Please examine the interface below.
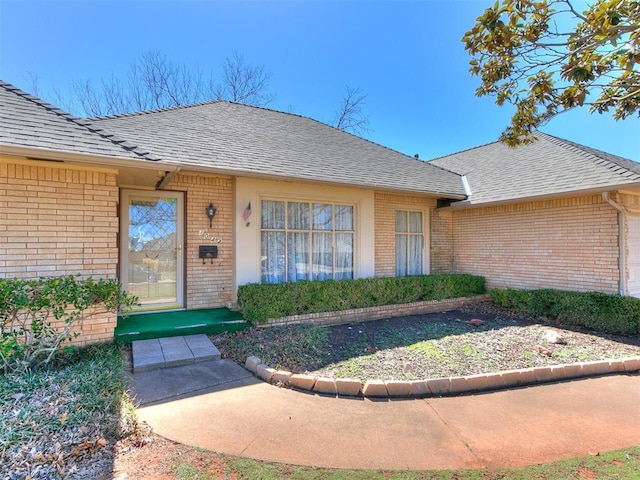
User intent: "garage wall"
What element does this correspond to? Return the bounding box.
[617,191,640,297]
[449,194,620,293]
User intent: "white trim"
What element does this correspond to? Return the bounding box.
[602,192,628,296]
[120,189,185,310]
[461,175,472,197]
[0,144,172,170]
[394,208,430,276]
[258,198,357,283]
[235,178,375,287]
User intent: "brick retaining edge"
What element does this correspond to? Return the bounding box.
[256,295,490,328]
[244,297,640,397]
[245,355,640,398]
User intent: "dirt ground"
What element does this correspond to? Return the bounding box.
[110,304,640,479]
[112,433,234,479]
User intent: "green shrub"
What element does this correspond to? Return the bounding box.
[0,275,138,374]
[489,288,640,335]
[238,274,486,322]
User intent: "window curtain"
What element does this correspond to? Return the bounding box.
[261,200,354,283]
[335,233,353,279]
[408,211,423,275]
[312,232,333,280]
[395,210,423,276]
[288,232,309,281]
[261,201,285,283]
[334,205,353,280]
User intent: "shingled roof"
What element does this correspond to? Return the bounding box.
[90,101,466,197]
[429,132,640,207]
[0,81,161,163]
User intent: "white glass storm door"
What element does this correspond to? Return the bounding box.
[121,190,184,310]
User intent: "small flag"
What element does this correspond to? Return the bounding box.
[242,202,252,224]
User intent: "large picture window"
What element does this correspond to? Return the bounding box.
[261,200,354,283]
[395,210,424,276]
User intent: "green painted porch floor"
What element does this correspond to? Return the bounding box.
[114,307,250,343]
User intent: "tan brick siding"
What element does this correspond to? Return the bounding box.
[431,209,453,273]
[262,295,488,327]
[374,192,436,277]
[164,172,235,308]
[447,195,620,293]
[0,157,119,344]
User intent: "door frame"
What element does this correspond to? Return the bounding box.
[120,189,186,311]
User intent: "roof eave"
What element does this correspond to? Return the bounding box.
[158,161,467,198]
[0,144,174,172]
[436,182,640,210]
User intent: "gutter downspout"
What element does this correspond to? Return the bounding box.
[602,192,626,296]
[461,175,472,198]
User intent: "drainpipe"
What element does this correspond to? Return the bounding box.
[461,175,472,198]
[602,192,626,296]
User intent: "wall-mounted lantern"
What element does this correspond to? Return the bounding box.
[205,202,217,228]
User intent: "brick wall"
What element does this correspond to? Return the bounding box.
[261,295,488,328]
[431,209,454,273]
[165,172,235,308]
[374,192,436,277]
[0,157,120,343]
[448,194,620,293]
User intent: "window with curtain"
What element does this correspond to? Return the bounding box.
[395,210,424,276]
[261,200,354,283]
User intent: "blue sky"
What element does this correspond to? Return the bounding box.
[1,0,638,161]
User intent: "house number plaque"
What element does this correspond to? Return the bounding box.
[198,230,222,244]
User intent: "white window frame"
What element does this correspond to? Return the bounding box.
[260,198,356,283]
[395,209,428,276]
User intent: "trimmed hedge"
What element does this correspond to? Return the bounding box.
[238,274,486,323]
[490,288,640,335]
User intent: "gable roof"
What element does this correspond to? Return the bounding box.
[429,132,640,207]
[90,101,466,197]
[0,81,161,163]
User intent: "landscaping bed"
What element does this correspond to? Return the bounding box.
[213,300,640,382]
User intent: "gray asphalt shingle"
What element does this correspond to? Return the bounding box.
[0,81,160,162]
[3,79,637,206]
[429,132,640,206]
[90,101,466,197]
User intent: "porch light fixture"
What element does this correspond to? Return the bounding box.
[205,202,217,227]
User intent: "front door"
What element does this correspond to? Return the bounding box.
[121,189,184,310]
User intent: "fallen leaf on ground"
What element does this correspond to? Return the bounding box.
[534,345,552,356]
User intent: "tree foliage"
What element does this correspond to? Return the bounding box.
[332,86,372,136]
[71,50,274,117]
[463,0,640,145]
[212,51,275,106]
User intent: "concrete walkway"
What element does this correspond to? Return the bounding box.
[133,360,640,471]
[131,334,221,373]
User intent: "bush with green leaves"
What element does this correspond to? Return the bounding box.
[490,288,640,335]
[0,275,138,374]
[238,274,486,323]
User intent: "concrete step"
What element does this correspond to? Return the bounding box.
[132,334,221,373]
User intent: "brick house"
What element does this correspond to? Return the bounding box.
[2,81,639,343]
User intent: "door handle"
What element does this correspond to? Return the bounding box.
[177,244,182,256]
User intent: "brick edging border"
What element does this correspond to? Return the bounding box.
[257,295,490,328]
[244,355,640,398]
